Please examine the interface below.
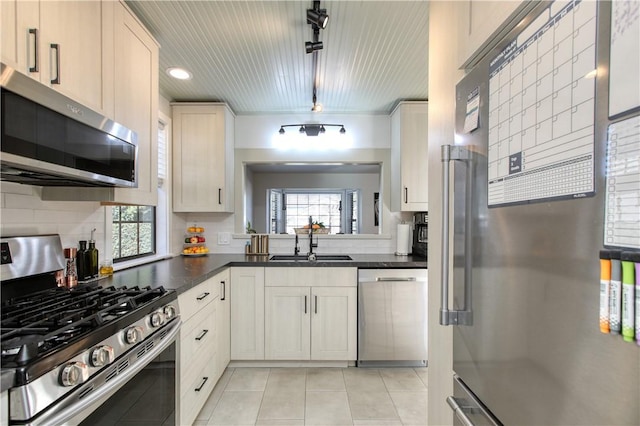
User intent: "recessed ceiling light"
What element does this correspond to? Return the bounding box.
[166,67,192,80]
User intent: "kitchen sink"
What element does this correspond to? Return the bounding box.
[269,254,353,261]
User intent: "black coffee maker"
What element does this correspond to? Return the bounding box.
[412,212,428,257]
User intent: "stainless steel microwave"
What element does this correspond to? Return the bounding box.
[0,63,138,188]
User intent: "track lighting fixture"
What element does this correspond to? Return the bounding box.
[279,124,346,137]
[307,2,328,29]
[305,41,323,53]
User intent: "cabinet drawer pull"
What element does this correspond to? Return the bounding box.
[50,43,60,84]
[221,280,226,301]
[195,377,209,392]
[218,188,222,205]
[195,329,209,341]
[28,28,39,72]
[304,295,307,314]
[404,187,408,203]
[196,292,210,301]
[315,295,318,314]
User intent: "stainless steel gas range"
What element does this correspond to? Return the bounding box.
[0,235,181,425]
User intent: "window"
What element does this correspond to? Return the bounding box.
[112,205,156,261]
[269,189,360,234]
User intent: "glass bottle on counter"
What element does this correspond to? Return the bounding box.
[77,240,88,281]
[87,239,98,279]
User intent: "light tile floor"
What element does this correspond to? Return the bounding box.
[194,367,428,426]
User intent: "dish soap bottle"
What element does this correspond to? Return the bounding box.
[88,228,99,279]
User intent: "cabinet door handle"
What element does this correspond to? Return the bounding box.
[304,295,307,314]
[404,187,408,203]
[195,377,209,392]
[50,43,60,84]
[195,329,209,341]
[220,280,226,300]
[196,292,210,301]
[28,28,39,72]
[314,295,318,314]
[218,188,222,205]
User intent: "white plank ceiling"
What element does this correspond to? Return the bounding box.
[125,1,429,114]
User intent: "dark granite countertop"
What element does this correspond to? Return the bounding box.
[0,253,426,392]
[100,253,427,296]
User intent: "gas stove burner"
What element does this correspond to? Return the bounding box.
[1,334,45,355]
[1,284,174,368]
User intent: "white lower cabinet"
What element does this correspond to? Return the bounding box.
[265,286,311,360]
[230,267,265,360]
[177,269,230,426]
[264,268,357,361]
[310,286,357,360]
[215,269,231,374]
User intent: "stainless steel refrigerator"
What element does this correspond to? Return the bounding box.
[441,1,640,424]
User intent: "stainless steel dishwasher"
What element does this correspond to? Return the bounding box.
[357,268,428,367]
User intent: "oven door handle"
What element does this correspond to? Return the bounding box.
[27,320,182,426]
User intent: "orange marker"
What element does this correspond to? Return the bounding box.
[599,250,611,333]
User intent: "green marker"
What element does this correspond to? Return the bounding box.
[621,252,636,343]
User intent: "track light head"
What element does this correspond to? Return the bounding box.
[305,41,323,54]
[340,126,346,134]
[279,127,285,134]
[299,126,306,133]
[319,125,326,133]
[307,9,328,29]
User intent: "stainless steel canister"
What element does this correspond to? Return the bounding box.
[260,235,269,254]
[250,235,259,253]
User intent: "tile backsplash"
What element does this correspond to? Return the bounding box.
[1,182,107,252]
[2,182,417,260]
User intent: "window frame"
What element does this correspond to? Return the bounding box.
[268,188,361,234]
[112,205,157,263]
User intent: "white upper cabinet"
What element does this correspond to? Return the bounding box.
[109,1,158,206]
[391,101,429,212]
[172,103,235,212]
[1,0,109,114]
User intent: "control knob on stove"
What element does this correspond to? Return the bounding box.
[91,345,115,367]
[124,326,143,344]
[163,304,177,321]
[150,310,165,327]
[60,362,89,387]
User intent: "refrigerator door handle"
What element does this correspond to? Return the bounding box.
[440,144,474,326]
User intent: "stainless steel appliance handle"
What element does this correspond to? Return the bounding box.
[440,145,473,326]
[50,43,60,84]
[29,320,181,426]
[446,396,475,426]
[376,277,416,282]
[28,28,39,72]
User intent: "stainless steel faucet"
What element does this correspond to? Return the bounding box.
[308,215,318,256]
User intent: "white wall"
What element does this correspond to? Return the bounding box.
[235,113,390,149]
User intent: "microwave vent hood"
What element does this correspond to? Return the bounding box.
[1,63,138,188]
